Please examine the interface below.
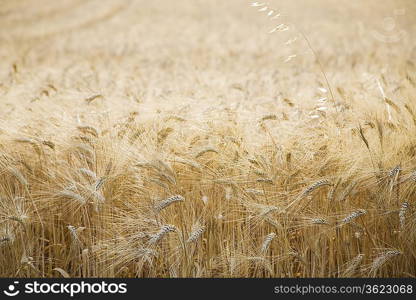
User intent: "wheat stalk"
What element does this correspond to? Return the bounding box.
[67,225,81,245]
[342,254,364,277]
[57,190,86,205]
[148,225,176,244]
[338,181,357,202]
[154,195,185,212]
[94,177,107,191]
[340,209,367,225]
[389,165,401,179]
[6,167,28,186]
[300,179,331,198]
[79,168,97,180]
[311,218,330,225]
[195,148,218,158]
[369,250,401,276]
[137,248,158,264]
[245,189,265,196]
[260,232,276,254]
[77,126,99,137]
[173,157,202,171]
[399,202,408,229]
[186,224,206,243]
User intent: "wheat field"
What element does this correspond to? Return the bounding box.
[0,0,415,278]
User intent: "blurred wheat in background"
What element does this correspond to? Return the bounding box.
[0,0,415,277]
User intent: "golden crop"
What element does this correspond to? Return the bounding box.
[0,0,415,278]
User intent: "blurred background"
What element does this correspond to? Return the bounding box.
[0,0,415,124]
